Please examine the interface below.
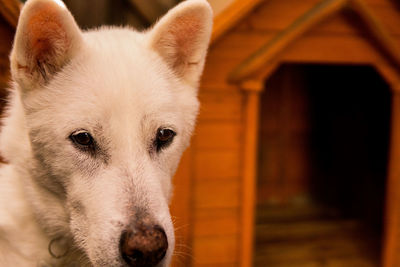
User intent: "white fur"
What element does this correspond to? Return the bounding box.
[0,0,212,266]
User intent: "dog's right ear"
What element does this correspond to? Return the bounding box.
[147,0,213,87]
[10,0,83,90]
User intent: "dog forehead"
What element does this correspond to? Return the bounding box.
[54,29,179,109]
[81,28,169,78]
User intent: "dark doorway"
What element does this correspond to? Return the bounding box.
[254,64,391,266]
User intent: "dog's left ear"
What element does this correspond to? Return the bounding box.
[10,0,83,90]
[147,0,213,87]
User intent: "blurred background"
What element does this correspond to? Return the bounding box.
[1,0,400,267]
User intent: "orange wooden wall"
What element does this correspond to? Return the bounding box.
[172,0,400,266]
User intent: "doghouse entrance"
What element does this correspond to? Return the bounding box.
[254,64,391,266]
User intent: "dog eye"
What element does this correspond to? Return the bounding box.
[155,128,176,152]
[70,130,94,147]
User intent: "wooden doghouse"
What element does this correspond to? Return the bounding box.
[171,0,400,266]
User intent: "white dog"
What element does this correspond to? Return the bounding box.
[0,0,212,266]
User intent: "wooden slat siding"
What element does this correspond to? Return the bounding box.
[203,33,274,89]
[246,10,361,35]
[240,89,262,267]
[200,1,400,267]
[208,32,274,59]
[194,208,240,237]
[192,235,238,265]
[319,6,400,36]
[201,59,250,88]
[383,92,400,267]
[363,0,400,5]
[281,34,394,64]
[352,0,400,71]
[229,0,351,83]
[205,33,400,66]
[211,0,264,44]
[193,88,244,267]
[193,1,400,267]
[242,0,319,32]
[256,238,378,265]
[194,14,264,267]
[194,122,242,150]
[197,91,243,122]
[241,0,400,35]
[210,0,396,46]
[229,0,400,83]
[194,179,240,209]
[170,149,192,267]
[194,150,240,180]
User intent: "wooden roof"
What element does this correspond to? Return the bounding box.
[211,0,400,83]
[0,0,21,28]
[211,0,264,43]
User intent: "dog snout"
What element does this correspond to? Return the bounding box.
[119,224,168,267]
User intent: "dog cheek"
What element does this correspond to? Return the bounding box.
[29,140,70,194]
[67,200,89,249]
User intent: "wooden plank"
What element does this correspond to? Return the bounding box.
[241,0,400,36]
[363,0,397,5]
[194,208,240,237]
[349,0,400,70]
[281,34,391,64]
[211,0,264,44]
[209,0,397,46]
[195,207,239,220]
[248,9,360,35]
[241,0,320,32]
[202,56,250,88]
[170,149,192,267]
[194,122,242,150]
[192,235,239,265]
[254,257,377,267]
[194,150,241,180]
[228,0,400,83]
[204,33,274,88]
[228,0,348,82]
[194,179,240,209]
[255,235,379,265]
[208,32,275,61]
[256,219,361,242]
[197,91,243,122]
[372,6,400,36]
[255,204,381,266]
[382,92,400,267]
[207,33,400,68]
[240,90,261,267]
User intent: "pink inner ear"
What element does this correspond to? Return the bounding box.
[168,14,202,65]
[26,3,69,64]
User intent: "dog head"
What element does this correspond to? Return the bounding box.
[6,0,212,265]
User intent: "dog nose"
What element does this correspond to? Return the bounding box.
[119,224,168,267]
